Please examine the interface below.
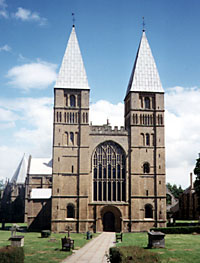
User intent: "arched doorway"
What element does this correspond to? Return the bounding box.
[103,212,115,231]
[101,205,122,232]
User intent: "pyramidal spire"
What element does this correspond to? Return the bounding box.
[10,154,27,184]
[126,31,164,96]
[55,26,90,90]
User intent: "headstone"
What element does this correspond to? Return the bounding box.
[66,226,72,238]
[148,231,165,248]
[9,236,24,247]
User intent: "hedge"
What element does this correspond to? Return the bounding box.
[167,222,200,227]
[109,246,161,263]
[0,246,24,263]
[150,226,200,234]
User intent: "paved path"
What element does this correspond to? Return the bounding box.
[62,232,115,263]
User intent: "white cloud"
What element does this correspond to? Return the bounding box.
[165,86,200,187]
[7,61,57,91]
[0,44,11,52]
[0,0,8,18]
[0,97,53,181]
[14,7,47,26]
[90,100,124,127]
[1,87,200,188]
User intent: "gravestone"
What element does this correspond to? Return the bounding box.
[148,231,165,248]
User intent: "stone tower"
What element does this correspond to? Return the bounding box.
[51,25,90,232]
[51,26,166,233]
[124,30,166,231]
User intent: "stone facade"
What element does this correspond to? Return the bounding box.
[51,26,166,233]
[25,156,52,230]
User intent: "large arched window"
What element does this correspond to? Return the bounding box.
[67,203,75,218]
[93,141,126,202]
[145,204,153,218]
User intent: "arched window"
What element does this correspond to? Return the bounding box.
[93,141,126,202]
[141,133,145,146]
[145,97,150,109]
[70,95,76,107]
[143,162,150,174]
[145,204,153,218]
[67,204,75,218]
[63,132,68,145]
[65,95,68,106]
[86,113,88,123]
[146,134,150,146]
[70,132,74,145]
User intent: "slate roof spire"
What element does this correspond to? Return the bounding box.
[126,30,164,96]
[55,26,90,90]
[10,154,27,184]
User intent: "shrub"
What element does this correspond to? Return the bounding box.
[150,226,200,234]
[0,246,24,263]
[167,222,200,227]
[109,246,161,263]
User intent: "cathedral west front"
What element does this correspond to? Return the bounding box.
[50,24,166,233]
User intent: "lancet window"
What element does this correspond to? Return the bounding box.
[145,204,153,218]
[93,141,126,202]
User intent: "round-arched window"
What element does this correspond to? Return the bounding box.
[145,204,153,218]
[70,95,76,107]
[67,203,75,218]
[145,97,150,109]
[143,162,150,174]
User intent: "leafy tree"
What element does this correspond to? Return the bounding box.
[194,157,200,211]
[166,182,183,199]
[0,180,4,198]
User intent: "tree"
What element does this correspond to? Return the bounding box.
[0,180,4,198]
[166,182,183,199]
[194,157,200,212]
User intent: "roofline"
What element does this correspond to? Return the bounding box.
[54,87,90,91]
[124,90,165,101]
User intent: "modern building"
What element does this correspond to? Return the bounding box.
[51,25,166,233]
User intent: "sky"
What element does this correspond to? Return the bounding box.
[0,0,200,188]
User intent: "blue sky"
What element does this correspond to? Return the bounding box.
[1,0,200,187]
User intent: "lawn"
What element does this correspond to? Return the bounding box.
[0,227,95,263]
[117,232,200,263]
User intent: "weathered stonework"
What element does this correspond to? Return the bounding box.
[51,27,166,233]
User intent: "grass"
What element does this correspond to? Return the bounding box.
[116,232,200,263]
[0,228,96,263]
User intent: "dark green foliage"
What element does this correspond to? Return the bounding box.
[194,158,200,176]
[109,247,122,262]
[151,226,200,234]
[194,158,200,211]
[166,182,183,199]
[0,246,24,263]
[109,246,161,263]
[167,222,199,227]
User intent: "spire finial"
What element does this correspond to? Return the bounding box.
[142,17,145,32]
[72,13,75,27]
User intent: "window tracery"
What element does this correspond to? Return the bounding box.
[93,141,126,202]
